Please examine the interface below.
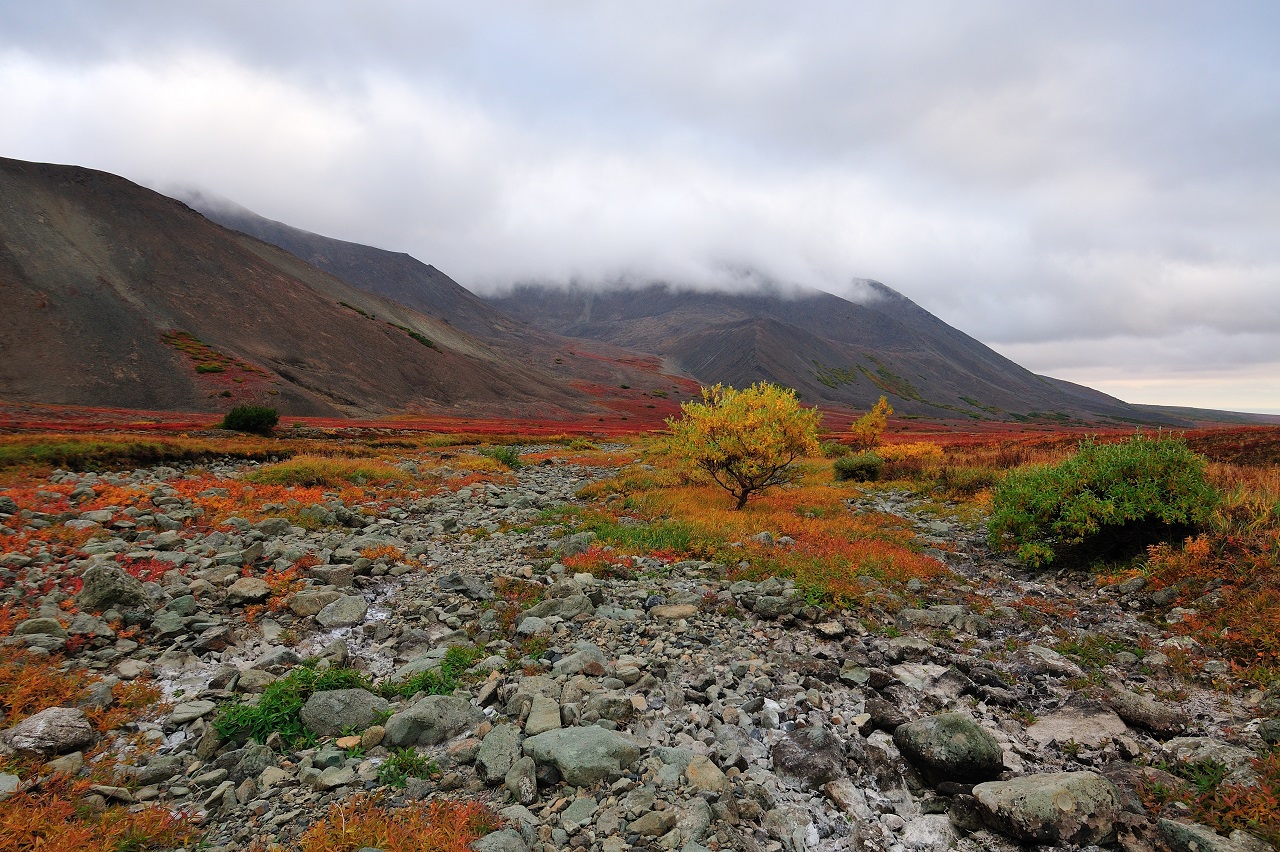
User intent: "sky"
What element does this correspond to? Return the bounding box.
[2,2,1278,413]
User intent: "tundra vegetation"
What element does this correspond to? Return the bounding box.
[0,396,1277,847]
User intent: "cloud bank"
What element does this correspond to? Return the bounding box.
[1,1,1277,410]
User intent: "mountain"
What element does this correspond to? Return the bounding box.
[182,193,706,409]
[487,282,1190,425]
[0,157,595,418]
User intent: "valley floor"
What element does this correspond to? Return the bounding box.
[0,438,1276,851]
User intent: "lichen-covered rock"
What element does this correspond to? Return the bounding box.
[522,726,642,786]
[893,712,1004,784]
[78,563,150,611]
[299,689,391,737]
[1,707,95,754]
[974,771,1122,846]
[383,695,483,748]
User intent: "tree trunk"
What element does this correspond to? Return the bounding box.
[735,489,750,510]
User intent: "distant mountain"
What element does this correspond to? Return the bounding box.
[183,193,704,407]
[0,157,593,418]
[487,282,1190,425]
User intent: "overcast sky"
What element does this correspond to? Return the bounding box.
[2,2,1278,412]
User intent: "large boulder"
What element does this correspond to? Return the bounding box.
[383,695,484,748]
[1,707,96,754]
[299,689,391,737]
[973,771,1122,846]
[315,594,369,628]
[771,725,846,787]
[893,712,1004,784]
[520,594,595,623]
[1104,684,1188,738]
[226,576,271,606]
[522,726,643,786]
[78,563,150,611]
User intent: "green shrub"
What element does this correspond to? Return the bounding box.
[377,747,439,787]
[381,645,483,700]
[220,405,279,436]
[833,452,883,482]
[481,445,523,470]
[987,435,1218,567]
[820,440,852,458]
[214,664,370,748]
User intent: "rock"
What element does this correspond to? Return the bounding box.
[893,712,1004,784]
[383,695,484,748]
[169,700,217,725]
[520,594,595,623]
[226,576,271,606]
[1160,738,1260,786]
[685,753,728,793]
[649,604,698,620]
[1026,697,1128,749]
[0,772,19,799]
[1160,819,1269,852]
[438,572,493,600]
[315,594,369,628]
[471,828,530,852]
[14,617,68,638]
[630,810,676,836]
[771,724,846,787]
[973,771,1122,846]
[1,707,95,754]
[299,689,391,737]
[762,805,818,852]
[78,563,150,611]
[505,755,538,804]
[522,726,642,786]
[560,796,598,832]
[476,724,521,783]
[901,814,961,851]
[289,589,341,618]
[524,696,561,736]
[1104,684,1188,738]
[753,595,794,619]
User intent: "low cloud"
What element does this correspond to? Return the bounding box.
[1,2,1276,411]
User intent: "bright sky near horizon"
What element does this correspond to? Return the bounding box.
[2,2,1278,413]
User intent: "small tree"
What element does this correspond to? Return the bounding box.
[665,383,821,509]
[849,396,893,452]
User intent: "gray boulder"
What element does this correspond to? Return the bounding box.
[315,594,369,628]
[522,725,643,786]
[78,563,150,611]
[476,723,521,783]
[771,725,846,787]
[438,572,493,601]
[383,695,484,748]
[300,689,391,737]
[1,707,96,754]
[974,771,1122,846]
[289,589,341,618]
[471,828,530,852]
[893,712,1004,784]
[520,594,595,623]
[226,576,271,606]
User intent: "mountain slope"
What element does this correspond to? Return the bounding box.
[487,282,1186,425]
[0,157,590,417]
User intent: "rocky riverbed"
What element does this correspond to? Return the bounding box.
[1,447,1276,851]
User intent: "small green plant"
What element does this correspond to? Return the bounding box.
[220,405,279,436]
[987,435,1218,567]
[381,645,483,699]
[833,452,883,482]
[377,747,439,788]
[820,440,852,458]
[214,664,369,748]
[482,445,523,470]
[567,437,598,451]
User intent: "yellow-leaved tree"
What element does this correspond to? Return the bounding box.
[849,395,893,452]
[665,382,822,509]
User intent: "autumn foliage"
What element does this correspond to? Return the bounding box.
[253,794,498,852]
[665,383,821,509]
[849,395,893,452]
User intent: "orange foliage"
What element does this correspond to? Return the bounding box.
[359,545,405,563]
[253,795,498,852]
[0,774,200,852]
[0,647,93,726]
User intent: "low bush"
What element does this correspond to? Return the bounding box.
[377,747,439,787]
[987,435,1218,567]
[221,405,279,436]
[245,455,410,488]
[834,452,883,482]
[215,664,370,747]
[820,440,852,458]
[481,445,523,470]
[382,645,483,700]
[254,794,497,852]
